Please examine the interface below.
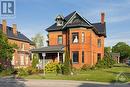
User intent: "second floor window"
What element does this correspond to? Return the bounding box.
[58,35,62,44]
[98,39,101,47]
[72,32,79,43]
[82,32,85,43]
[21,43,25,50]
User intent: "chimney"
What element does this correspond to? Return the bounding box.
[101,12,105,24]
[12,24,17,35]
[2,20,7,34]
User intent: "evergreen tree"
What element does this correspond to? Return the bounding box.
[62,51,71,75]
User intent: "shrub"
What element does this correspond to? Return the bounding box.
[32,53,39,68]
[0,68,14,76]
[26,67,38,75]
[81,64,91,71]
[45,61,58,73]
[62,51,71,75]
[56,63,63,75]
[96,57,116,69]
[71,67,79,75]
[17,68,29,77]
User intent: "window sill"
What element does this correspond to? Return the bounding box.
[72,62,79,64]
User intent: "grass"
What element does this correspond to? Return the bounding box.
[22,63,130,83]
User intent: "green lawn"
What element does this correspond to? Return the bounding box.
[23,64,130,83]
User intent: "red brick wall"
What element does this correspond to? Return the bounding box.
[48,27,105,68]
[8,39,34,67]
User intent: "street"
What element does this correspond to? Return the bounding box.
[0,77,130,87]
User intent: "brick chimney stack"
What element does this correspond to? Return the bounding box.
[12,24,17,35]
[2,20,7,34]
[101,12,105,24]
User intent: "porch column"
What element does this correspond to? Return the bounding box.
[63,52,65,63]
[57,52,60,62]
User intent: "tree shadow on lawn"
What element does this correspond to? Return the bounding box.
[0,76,27,87]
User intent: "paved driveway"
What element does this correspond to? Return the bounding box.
[0,77,130,87]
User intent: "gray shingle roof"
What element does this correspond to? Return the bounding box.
[92,22,106,37]
[46,11,106,37]
[0,24,34,45]
[31,45,64,53]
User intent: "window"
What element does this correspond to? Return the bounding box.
[82,32,85,43]
[97,39,101,47]
[97,53,101,62]
[82,51,84,63]
[72,32,79,43]
[72,51,79,63]
[20,55,24,65]
[58,35,62,44]
[26,55,29,65]
[21,43,25,50]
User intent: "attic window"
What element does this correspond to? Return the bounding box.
[57,20,63,26]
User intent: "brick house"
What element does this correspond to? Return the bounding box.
[32,11,106,68]
[0,20,35,68]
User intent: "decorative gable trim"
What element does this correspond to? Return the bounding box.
[63,11,92,29]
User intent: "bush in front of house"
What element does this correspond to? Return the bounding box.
[0,68,15,76]
[32,53,39,68]
[61,51,71,75]
[45,61,59,73]
[95,57,116,69]
[26,66,40,75]
[17,68,29,77]
[81,64,91,71]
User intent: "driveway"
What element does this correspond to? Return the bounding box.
[0,77,130,87]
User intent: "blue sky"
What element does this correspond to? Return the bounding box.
[3,0,130,47]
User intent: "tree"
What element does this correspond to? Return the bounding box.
[0,30,17,69]
[112,42,130,62]
[62,51,71,75]
[31,33,45,48]
[32,54,39,68]
[104,47,111,58]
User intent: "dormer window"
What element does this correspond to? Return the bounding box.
[55,15,64,26]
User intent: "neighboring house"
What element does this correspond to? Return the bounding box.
[112,53,120,63]
[0,20,35,68]
[32,11,106,68]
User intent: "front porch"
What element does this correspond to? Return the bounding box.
[31,45,65,68]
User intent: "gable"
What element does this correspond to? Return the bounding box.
[64,13,92,28]
[68,13,86,24]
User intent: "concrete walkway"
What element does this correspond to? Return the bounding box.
[0,77,130,87]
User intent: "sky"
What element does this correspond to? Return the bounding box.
[1,0,130,47]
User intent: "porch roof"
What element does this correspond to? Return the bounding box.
[31,45,64,53]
